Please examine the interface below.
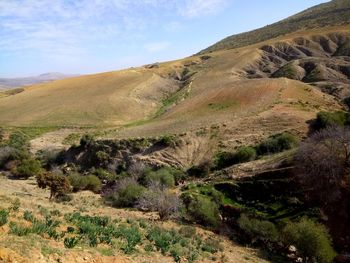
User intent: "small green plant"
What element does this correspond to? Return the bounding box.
[179,226,196,238]
[9,222,31,236]
[23,210,34,222]
[64,237,79,248]
[0,210,8,226]
[201,238,223,254]
[115,225,142,254]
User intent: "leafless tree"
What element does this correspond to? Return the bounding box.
[296,125,350,203]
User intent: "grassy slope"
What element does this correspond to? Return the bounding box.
[199,0,350,54]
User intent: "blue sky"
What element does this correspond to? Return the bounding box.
[0,0,329,77]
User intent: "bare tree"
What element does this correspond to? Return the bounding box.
[296,126,350,203]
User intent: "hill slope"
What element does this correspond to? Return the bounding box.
[199,0,350,54]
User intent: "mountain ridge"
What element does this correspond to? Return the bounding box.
[199,0,350,54]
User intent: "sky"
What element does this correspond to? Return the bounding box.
[0,0,329,78]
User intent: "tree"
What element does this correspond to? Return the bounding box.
[36,172,71,200]
[296,126,350,203]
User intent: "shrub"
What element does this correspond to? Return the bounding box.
[0,210,8,226]
[13,158,42,179]
[142,168,175,188]
[186,195,221,228]
[147,227,174,254]
[37,172,71,200]
[314,111,350,130]
[136,188,182,220]
[7,131,28,150]
[256,133,298,155]
[104,178,145,207]
[214,147,257,169]
[68,174,102,193]
[36,148,62,168]
[234,146,257,163]
[238,214,279,245]
[93,168,116,182]
[282,218,336,263]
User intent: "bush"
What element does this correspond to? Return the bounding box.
[0,210,8,226]
[13,158,42,179]
[136,188,182,220]
[234,146,257,163]
[201,238,223,253]
[7,131,28,150]
[186,195,221,228]
[214,147,257,169]
[256,133,298,155]
[282,218,336,263]
[37,172,71,200]
[68,174,102,193]
[314,111,350,130]
[238,214,279,245]
[142,167,175,188]
[104,178,145,207]
[93,168,116,182]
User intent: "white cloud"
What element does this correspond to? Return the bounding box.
[180,0,227,18]
[144,41,171,52]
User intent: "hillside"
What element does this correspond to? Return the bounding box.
[199,0,350,54]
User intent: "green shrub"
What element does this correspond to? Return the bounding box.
[105,179,145,208]
[256,133,298,155]
[314,111,350,130]
[142,167,175,188]
[186,195,221,228]
[170,243,184,262]
[68,174,101,193]
[0,210,8,226]
[147,227,174,254]
[214,147,257,169]
[238,214,279,245]
[282,218,336,263]
[14,158,42,179]
[7,131,28,150]
[93,168,116,182]
[235,146,257,163]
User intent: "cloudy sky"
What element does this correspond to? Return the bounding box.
[0,0,328,77]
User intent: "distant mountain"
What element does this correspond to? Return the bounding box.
[0,72,77,89]
[199,0,350,54]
